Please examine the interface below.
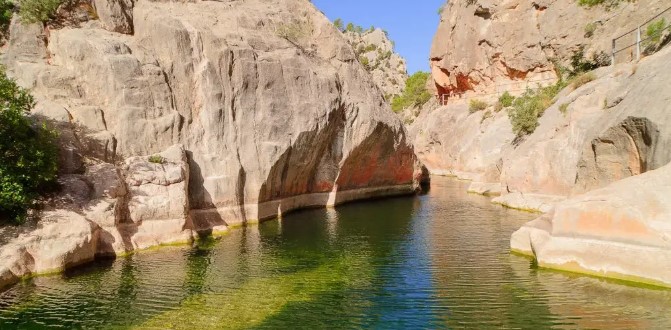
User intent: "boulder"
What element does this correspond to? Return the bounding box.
[0,211,99,289]
[511,162,671,287]
[92,0,134,34]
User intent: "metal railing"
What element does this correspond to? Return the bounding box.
[612,6,671,65]
[439,77,557,106]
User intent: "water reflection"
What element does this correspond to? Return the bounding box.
[0,177,670,329]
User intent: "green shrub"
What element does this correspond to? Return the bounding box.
[578,0,629,9]
[391,71,432,113]
[498,91,515,107]
[645,18,667,45]
[570,72,596,90]
[333,18,343,32]
[148,155,165,164]
[584,22,597,38]
[469,99,488,113]
[18,0,63,23]
[359,56,370,70]
[559,103,569,116]
[0,68,58,224]
[363,44,377,53]
[0,0,12,38]
[508,81,567,137]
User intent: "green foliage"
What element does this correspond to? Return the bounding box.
[507,81,567,137]
[577,0,629,9]
[149,155,165,164]
[358,55,370,69]
[363,44,377,53]
[0,0,13,39]
[391,71,432,113]
[276,19,312,45]
[18,0,63,23]
[469,99,488,113]
[569,47,609,76]
[344,22,363,34]
[559,103,569,116]
[570,72,596,90]
[333,18,343,32]
[646,18,668,44]
[437,3,445,15]
[498,91,515,107]
[584,22,597,38]
[0,68,58,224]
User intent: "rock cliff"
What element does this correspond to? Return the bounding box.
[0,0,422,289]
[343,28,408,98]
[414,0,671,285]
[429,0,667,99]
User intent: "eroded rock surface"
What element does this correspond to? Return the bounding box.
[429,0,666,98]
[343,28,408,97]
[0,211,99,289]
[511,162,671,287]
[0,0,421,289]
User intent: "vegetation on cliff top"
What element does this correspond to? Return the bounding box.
[17,0,63,23]
[391,71,431,113]
[0,68,58,224]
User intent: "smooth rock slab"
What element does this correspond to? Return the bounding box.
[0,211,99,289]
[511,162,671,287]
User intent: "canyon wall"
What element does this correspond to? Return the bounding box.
[416,0,671,286]
[0,0,423,288]
[429,0,667,99]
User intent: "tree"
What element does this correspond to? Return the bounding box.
[391,71,432,112]
[333,18,343,31]
[0,68,58,224]
[345,22,354,32]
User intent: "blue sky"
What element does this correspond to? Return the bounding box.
[312,0,445,74]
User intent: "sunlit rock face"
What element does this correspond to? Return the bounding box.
[0,0,422,283]
[343,28,409,97]
[511,161,671,287]
[429,0,665,98]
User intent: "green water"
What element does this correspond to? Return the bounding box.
[1,177,670,329]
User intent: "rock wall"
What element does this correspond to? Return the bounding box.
[0,0,423,289]
[429,0,667,99]
[417,0,671,286]
[343,28,408,97]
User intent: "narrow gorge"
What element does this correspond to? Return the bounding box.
[1,0,671,328]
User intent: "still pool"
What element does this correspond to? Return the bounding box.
[1,177,670,329]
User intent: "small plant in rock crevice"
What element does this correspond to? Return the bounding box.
[559,103,569,116]
[469,99,488,113]
[148,155,165,164]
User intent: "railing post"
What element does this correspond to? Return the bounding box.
[636,25,642,61]
[611,38,616,66]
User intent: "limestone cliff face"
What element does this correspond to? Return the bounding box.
[0,0,422,286]
[416,0,671,286]
[343,28,408,97]
[429,0,667,98]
